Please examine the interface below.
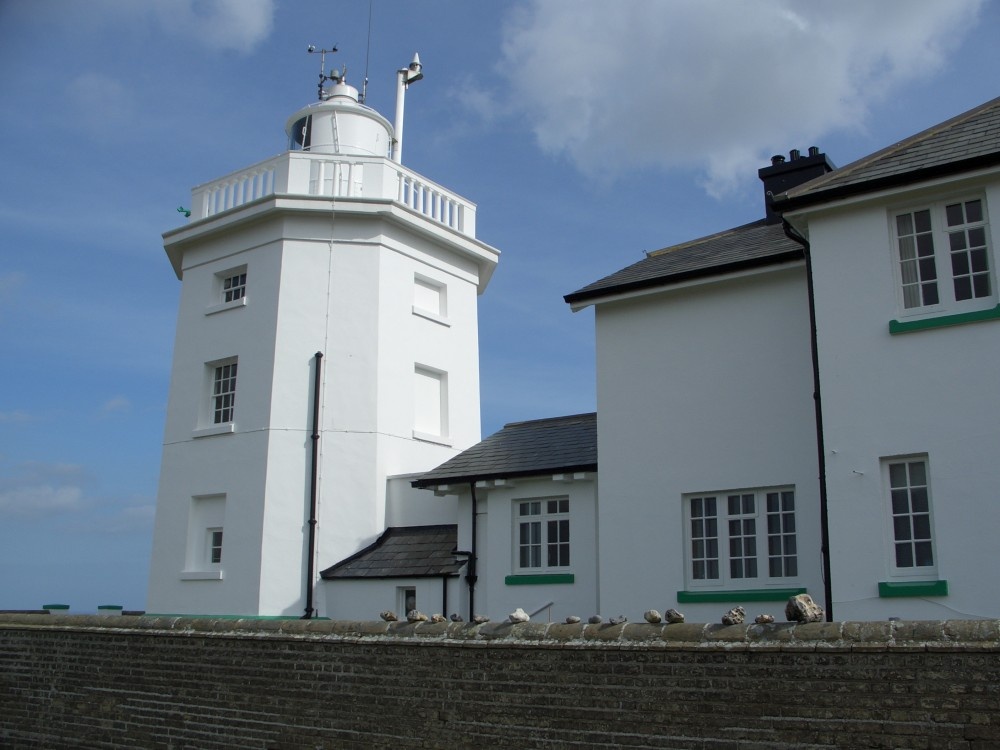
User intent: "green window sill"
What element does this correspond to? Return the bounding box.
[676,587,806,603]
[505,573,575,586]
[878,580,948,598]
[889,304,1000,334]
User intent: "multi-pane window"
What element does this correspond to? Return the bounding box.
[894,198,992,312]
[516,498,570,571]
[213,361,237,424]
[223,272,247,303]
[766,490,797,577]
[886,458,935,571]
[686,488,797,588]
[208,528,223,564]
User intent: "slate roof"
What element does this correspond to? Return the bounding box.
[777,95,1000,211]
[320,525,463,580]
[563,220,802,307]
[411,413,597,489]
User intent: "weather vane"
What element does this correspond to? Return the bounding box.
[307,44,340,101]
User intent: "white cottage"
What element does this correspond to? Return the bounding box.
[559,96,1000,622]
[146,63,499,617]
[776,96,1000,621]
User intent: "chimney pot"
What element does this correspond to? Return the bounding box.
[771,155,785,165]
[808,146,819,157]
[789,149,801,161]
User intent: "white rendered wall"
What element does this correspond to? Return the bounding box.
[442,476,598,622]
[592,266,823,623]
[802,176,1000,620]
[149,192,496,616]
[323,577,462,622]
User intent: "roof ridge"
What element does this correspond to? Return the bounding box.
[502,412,596,429]
[784,95,1000,200]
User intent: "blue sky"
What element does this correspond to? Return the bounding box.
[1,0,998,612]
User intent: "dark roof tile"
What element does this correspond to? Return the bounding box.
[320,525,463,580]
[564,221,802,306]
[412,413,597,488]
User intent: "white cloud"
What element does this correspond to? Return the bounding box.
[0,485,84,516]
[0,462,90,518]
[151,0,275,52]
[67,72,135,135]
[104,504,156,534]
[0,411,33,424]
[100,396,132,416]
[496,0,984,196]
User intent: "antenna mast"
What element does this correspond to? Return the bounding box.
[306,44,339,101]
[361,0,374,104]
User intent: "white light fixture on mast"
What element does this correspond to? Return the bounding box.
[392,53,423,164]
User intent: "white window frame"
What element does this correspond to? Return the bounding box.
[206,265,248,315]
[194,357,238,437]
[207,527,224,565]
[513,497,571,574]
[683,487,799,590]
[212,359,238,424]
[890,196,995,319]
[398,586,417,616]
[882,455,938,579]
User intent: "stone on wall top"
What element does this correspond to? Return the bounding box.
[2,613,999,652]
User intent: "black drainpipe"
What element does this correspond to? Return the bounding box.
[441,575,448,617]
[782,219,833,622]
[302,351,323,619]
[466,482,479,621]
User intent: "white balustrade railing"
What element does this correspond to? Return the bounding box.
[190,152,475,237]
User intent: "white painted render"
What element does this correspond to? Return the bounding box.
[591,265,824,623]
[789,171,1000,621]
[439,474,599,623]
[147,90,498,617]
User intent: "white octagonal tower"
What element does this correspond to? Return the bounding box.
[147,67,499,616]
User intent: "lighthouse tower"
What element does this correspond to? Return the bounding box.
[146,60,499,616]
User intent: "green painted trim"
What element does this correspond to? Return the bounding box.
[42,604,70,610]
[504,573,575,586]
[676,587,807,604]
[889,304,1000,334]
[97,605,123,611]
[878,580,949,598]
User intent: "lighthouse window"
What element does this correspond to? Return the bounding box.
[213,360,238,424]
[206,266,248,315]
[223,272,246,303]
[290,116,312,150]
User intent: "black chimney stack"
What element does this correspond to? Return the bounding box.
[758,147,835,224]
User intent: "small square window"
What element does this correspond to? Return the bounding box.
[223,272,247,303]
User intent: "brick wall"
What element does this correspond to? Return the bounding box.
[2,614,998,749]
